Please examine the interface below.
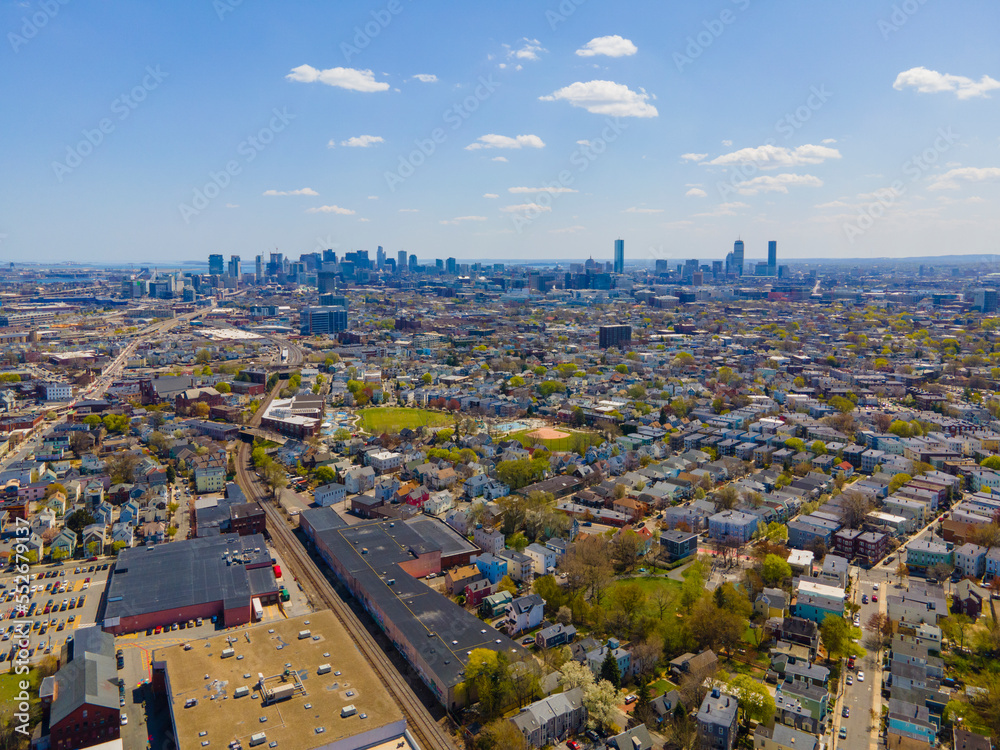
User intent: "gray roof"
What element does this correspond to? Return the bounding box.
[50,626,119,728]
[103,533,275,623]
[510,687,584,734]
[698,689,738,727]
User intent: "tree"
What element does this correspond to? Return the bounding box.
[563,535,614,605]
[313,466,337,485]
[560,660,595,691]
[261,462,285,497]
[102,413,130,434]
[599,648,621,688]
[981,455,1000,471]
[840,491,872,529]
[866,612,891,650]
[43,483,67,500]
[497,575,518,596]
[820,614,850,662]
[465,649,513,721]
[727,673,776,731]
[215,381,231,394]
[69,430,92,456]
[532,575,566,614]
[713,485,739,511]
[195,349,211,364]
[926,561,955,583]
[584,679,623,731]
[761,554,792,586]
[608,583,646,638]
[106,452,140,484]
[895,562,909,586]
[475,720,528,750]
[888,472,912,494]
[828,395,856,413]
[165,465,177,484]
[610,529,644,573]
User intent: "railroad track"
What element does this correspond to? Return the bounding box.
[236,386,456,750]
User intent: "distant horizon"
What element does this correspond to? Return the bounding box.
[4,251,1000,272]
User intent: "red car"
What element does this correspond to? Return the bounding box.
[872,594,878,602]
[567,742,580,750]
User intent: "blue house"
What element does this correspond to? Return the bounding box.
[474,553,508,585]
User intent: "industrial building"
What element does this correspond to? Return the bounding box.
[153,611,412,750]
[300,507,522,709]
[101,533,278,635]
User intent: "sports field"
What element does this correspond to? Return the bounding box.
[357,407,454,434]
[506,428,603,452]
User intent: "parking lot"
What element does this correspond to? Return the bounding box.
[0,558,112,670]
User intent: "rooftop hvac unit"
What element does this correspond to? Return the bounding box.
[221,648,235,659]
[317,664,332,675]
[298,630,311,639]
[249,732,267,746]
[341,705,357,717]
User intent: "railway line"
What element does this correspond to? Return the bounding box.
[235,383,456,750]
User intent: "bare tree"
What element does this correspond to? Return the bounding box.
[840,490,873,529]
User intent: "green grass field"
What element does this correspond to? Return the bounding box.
[357,407,454,434]
[505,428,604,452]
[605,576,683,617]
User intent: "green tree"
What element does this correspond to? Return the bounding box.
[215,381,231,394]
[195,349,211,364]
[889,472,912,494]
[728,673,775,730]
[761,554,792,586]
[819,614,850,663]
[828,395,856,413]
[599,648,621,689]
[981,455,1000,470]
[314,466,337,485]
[102,413,130,434]
[497,575,518,596]
[465,649,513,721]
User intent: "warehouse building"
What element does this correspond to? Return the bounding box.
[153,611,413,750]
[300,507,522,709]
[101,533,278,635]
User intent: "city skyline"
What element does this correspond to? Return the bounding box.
[3,1,1000,265]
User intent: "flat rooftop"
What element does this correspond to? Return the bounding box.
[155,611,407,750]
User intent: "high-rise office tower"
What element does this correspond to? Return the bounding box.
[409,254,418,272]
[398,250,407,272]
[613,239,624,274]
[733,240,744,277]
[228,255,241,279]
[376,246,385,269]
[446,257,457,275]
[323,248,337,263]
[255,255,263,281]
[435,258,444,271]
[208,254,224,276]
[767,240,777,276]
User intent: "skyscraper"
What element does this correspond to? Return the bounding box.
[398,250,407,273]
[376,245,385,269]
[228,255,241,279]
[255,255,263,281]
[208,254,224,276]
[446,257,457,275]
[767,240,777,276]
[733,240,744,277]
[613,239,624,274]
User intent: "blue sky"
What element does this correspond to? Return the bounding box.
[2,0,1000,266]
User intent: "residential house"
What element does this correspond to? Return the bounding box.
[697,688,739,750]
[505,594,545,635]
[446,564,483,595]
[509,687,586,748]
[708,510,759,543]
[474,526,505,555]
[524,543,556,576]
[474,553,508,584]
[954,543,987,579]
[753,725,818,750]
[314,482,347,507]
[344,466,376,494]
[659,529,699,563]
[755,588,789,619]
[536,623,576,649]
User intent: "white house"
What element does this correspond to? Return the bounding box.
[344,466,376,495]
[446,509,471,536]
[374,475,400,502]
[524,543,556,576]
[42,382,73,401]
[314,483,347,507]
[505,594,545,635]
[368,451,403,474]
[424,491,453,515]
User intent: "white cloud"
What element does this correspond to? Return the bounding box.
[735,173,823,195]
[685,188,708,198]
[507,38,546,61]
[705,143,841,169]
[492,156,509,163]
[500,203,552,213]
[411,73,438,83]
[822,138,837,144]
[339,135,384,148]
[722,140,733,146]
[398,208,420,213]
[539,80,658,118]
[550,225,587,234]
[662,220,695,229]
[358,218,370,222]
[483,193,499,199]
[893,66,1000,99]
[814,200,850,209]
[508,186,578,194]
[286,65,389,92]
[928,167,1000,190]
[624,207,663,213]
[693,202,749,217]
[225,203,239,208]
[576,140,592,147]
[680,153,707,162]
[466,134,545,150]
[367,195,379,200]
[440,216,488,225]
[575,35,638,58]
[306,205,355,214]
[263,188,319,196]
